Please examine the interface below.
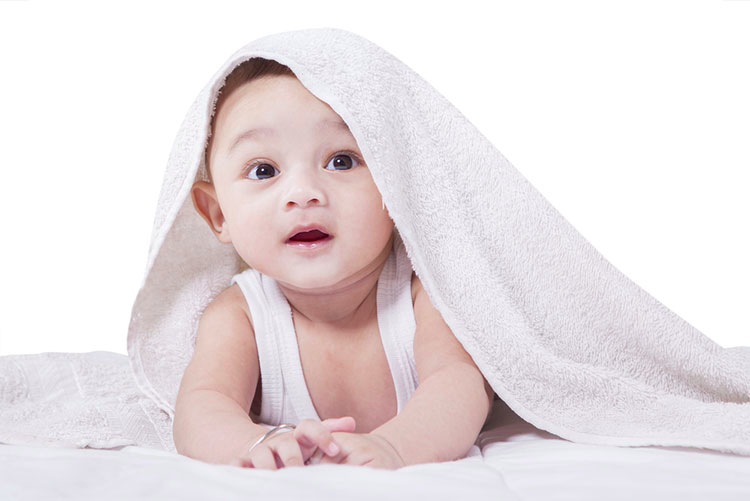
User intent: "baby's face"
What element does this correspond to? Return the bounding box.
[192,75,394,290]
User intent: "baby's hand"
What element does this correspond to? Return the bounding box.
[231,416,356,470]
[307,431,405,470]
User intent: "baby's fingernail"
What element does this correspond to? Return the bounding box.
[327,442,339,455]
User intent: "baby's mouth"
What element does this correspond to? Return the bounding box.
[288,229,330,242]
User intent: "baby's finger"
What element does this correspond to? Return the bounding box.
[305,447,326,465]
[246,444,278,470]
[274,436,305,468]
[322,416,356,433]
[294,419,341,457]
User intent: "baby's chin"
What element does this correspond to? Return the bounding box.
[239,237,388,292]
[274,268,354,293]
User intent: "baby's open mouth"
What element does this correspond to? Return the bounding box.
[288,229,330,242]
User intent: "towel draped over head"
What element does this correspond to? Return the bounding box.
[127,28,750,455]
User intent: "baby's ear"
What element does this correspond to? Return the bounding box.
[190,181,232,244]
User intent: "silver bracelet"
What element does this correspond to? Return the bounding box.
[247,424,296,456]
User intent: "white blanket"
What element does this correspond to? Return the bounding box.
[0,442,505,501]
[2,395,749,500]
[1,27,749,464]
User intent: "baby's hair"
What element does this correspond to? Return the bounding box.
[203,58,296,183]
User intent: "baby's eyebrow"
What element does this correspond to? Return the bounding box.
[227,118,350,154]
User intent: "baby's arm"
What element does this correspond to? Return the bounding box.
[370,277,494,466]
[371,365,492,466]
[172,287,270,465]
[174,387,271,465]
[173,287,353,468]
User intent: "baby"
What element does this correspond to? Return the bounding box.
[172,57,495,470]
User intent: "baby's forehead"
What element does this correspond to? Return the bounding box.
[225,76,344,121]
[208,76,357,160]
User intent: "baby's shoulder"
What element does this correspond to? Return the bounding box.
[210,283,255,332]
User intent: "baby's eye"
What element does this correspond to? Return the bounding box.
[324,153,361,171]
[244,152,362,181]
[246,162,279,180]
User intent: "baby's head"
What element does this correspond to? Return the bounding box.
[191,57,394,290]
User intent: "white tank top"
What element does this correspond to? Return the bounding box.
[229,229,418,427]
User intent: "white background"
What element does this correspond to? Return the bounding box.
[0,0,748,356]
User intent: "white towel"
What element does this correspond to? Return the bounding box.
[2,27,749,457]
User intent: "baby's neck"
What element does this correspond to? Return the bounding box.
[290,279,379,342]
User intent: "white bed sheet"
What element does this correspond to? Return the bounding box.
[2,400,749,500]
[0,442,510,500]
[480,400,750,500]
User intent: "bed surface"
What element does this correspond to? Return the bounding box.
[2,399,748,500]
